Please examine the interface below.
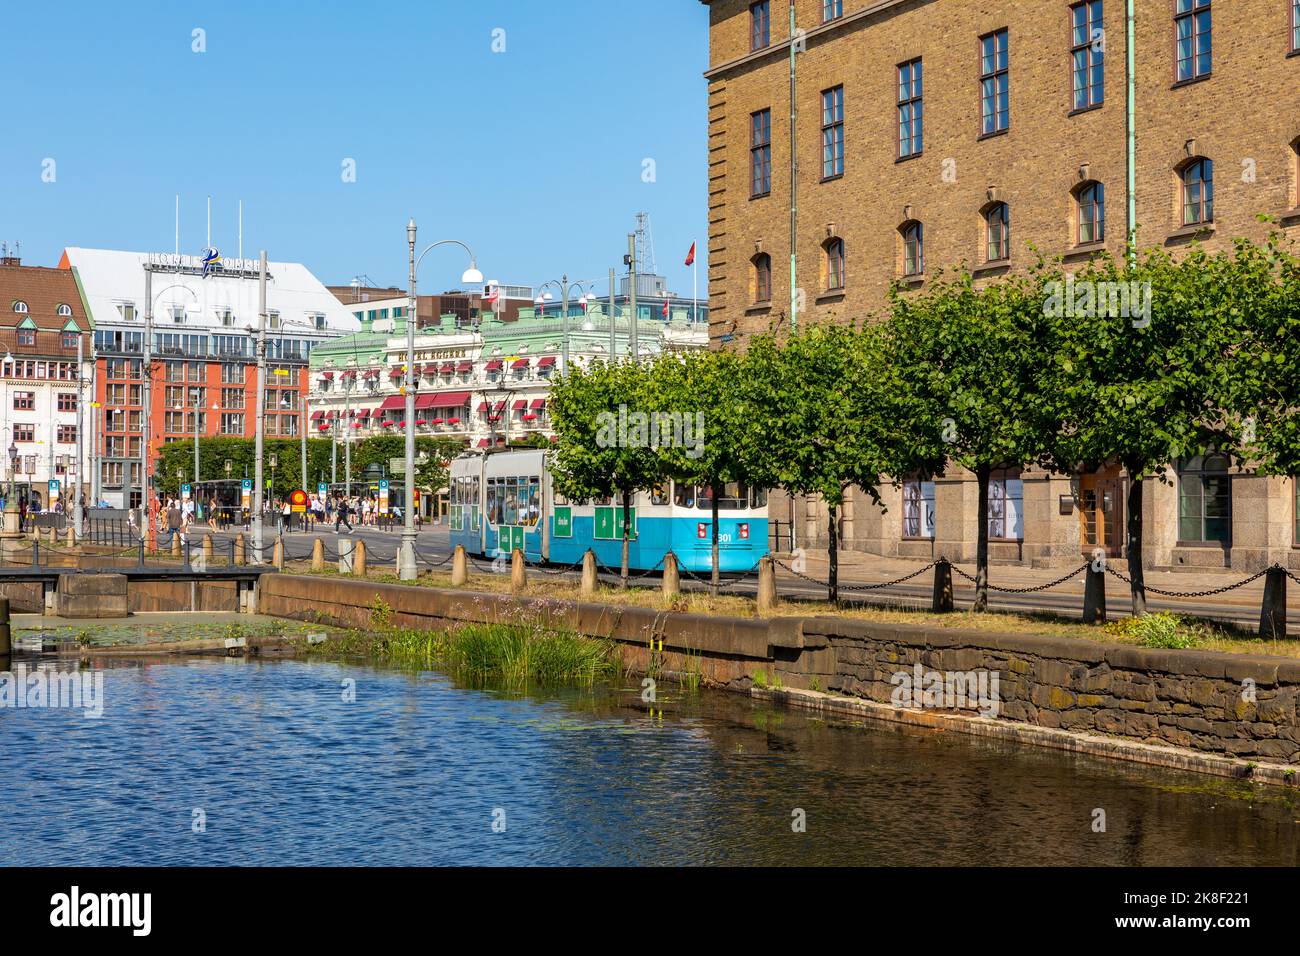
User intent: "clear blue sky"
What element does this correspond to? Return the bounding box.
[0,0,710,297]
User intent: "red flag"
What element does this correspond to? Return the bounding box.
[662,298,670,317]
[684,242,696,267]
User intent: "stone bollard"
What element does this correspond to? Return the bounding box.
[932,559,955,614]
[48,527,57,546]
[451,545,468,587]
[0,597,9,656]
[510,548,527,594]
[171,533,182,558]
[272,538,284,570]
[203,534,214,564]
[66,528,75,548]
[1259,566,1287,639]
[580,550,598,598]
[1082,566,1107,625]
[310,538,324,571]
[233,533,247,567]
[337,538,354,574]
[756,555,777,614]
[353,539,367,577]
[662,551,681,599]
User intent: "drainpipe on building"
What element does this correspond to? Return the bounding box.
[1126,0,1137,267]
[788,0,798,331]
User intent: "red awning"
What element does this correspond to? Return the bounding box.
[363,368,379,378]
[355,408,372,419]
[512,400,528,410]
[310,411,325,420]
[510,359,529,369]
[440,362,456,374]
[456,361,473,372]
[484,359,503,371]
[416,390,472,410]
[537,356,557,367]
[378,396,406,411]
[530,399,546,409]
[476,439,489,448]
[476,402,490,412]
[494,401,506,413]
[389,367,403,377]
[321,371,334,380]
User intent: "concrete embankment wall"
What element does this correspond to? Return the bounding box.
[258,573,1300,780]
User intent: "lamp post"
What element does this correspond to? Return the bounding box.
[4,434,17,534]
[403,220,483,580]
[139,278,200,533]
[536,276,596,374]
[252,251,268,564]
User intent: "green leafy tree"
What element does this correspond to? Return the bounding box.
[649,348,755,591]
[1040,247,1244,615]
[548,359,667,582]
[741,323,938,602]
[888,270,1053,610]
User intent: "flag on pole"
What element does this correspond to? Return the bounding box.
[662,297,670,318]
[684,242,696,267]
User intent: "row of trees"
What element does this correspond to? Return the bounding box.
[152,435,466,502]
[549,233,1300,611]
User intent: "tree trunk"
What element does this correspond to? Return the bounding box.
[973,464,990,612]
[710,484,720,598]
[827,503,839,605]
[620,487,631,588]
[1125,464,1147,617]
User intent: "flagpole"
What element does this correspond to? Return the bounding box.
[692,244,698,327]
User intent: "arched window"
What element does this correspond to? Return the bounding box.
[984,202,1010,261]
[750,253,772,304]
[900,221,924,277]
[12,301,28,314]
[1180,157,1214,225]
[56,303,72,317]
[1178,453,1231,544]
[1075,181,1105,244]
[823,238,845,291]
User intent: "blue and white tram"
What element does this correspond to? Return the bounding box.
[447,448,769,573]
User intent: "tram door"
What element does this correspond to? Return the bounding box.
[1079,472,1125,558]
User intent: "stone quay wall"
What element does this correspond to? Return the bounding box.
[258,573,1300,779]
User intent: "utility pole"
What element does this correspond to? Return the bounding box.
[627,234,638,362]
[299,379,307,503]
[399,219,418,580]
[344,378,352,489]
[560,274,570,373]
[607,268,617,359]
[141,267,153,534]
[74,333,85,539]
[252,251,267,564]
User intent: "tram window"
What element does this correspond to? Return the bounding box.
[526,478,540,527]
[751,487,768,508]
[592,495,612,506]
[486,482,499,525]
[650,483,669,507]
[718,483,747,510]
[696,485,713,510]
[675,484,697,508]
[505,478,519,525]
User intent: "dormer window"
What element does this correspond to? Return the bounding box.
[12,301,28,314]
[56,303,72,317]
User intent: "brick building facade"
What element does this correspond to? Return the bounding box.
[701,0,1300,571]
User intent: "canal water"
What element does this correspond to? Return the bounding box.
[2,655,1297,866]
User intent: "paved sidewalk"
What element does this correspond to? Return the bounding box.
[774,548,1292,611]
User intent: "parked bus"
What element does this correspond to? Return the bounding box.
[448,448,768,573]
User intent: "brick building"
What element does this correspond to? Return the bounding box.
[0,255,93,509]
[701,0,1300,571]
[59,248,358,509]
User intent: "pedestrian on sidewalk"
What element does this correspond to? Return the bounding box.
[335,496,353,533]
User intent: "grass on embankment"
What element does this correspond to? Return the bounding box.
[307,615,619,686]
[283,561,1300,659]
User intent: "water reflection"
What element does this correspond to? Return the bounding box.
[1,655,1296,866]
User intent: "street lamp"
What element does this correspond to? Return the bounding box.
[4,437,17,534]
[536,276,597,374]
[403,219,483,581]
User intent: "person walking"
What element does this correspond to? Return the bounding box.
[164,501,183,549]
[334,495,353,533]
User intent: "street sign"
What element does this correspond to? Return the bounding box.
[378,479,390,515]
[241,479,253,511]
[181,484,191,501]
[290,489,308,514]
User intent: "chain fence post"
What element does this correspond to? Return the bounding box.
[1083,564,1107,625]
[1259,566,1287,639]
[931,558,954,613]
